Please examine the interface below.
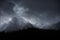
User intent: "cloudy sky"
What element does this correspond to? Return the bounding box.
[0,0,60,32]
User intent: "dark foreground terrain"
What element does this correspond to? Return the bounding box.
[0,28,59,35]
[0,27,60,39]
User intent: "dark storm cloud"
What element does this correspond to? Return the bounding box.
[0,0,33,32]
[19,0,60,29]
[0,0,14,16]
[21,0,59,11]
[0,0,60,32]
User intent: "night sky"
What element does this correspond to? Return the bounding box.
[0,0,60,32]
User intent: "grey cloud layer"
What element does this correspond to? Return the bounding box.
[0,0,60,32]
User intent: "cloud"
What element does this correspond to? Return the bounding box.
[0,16,13,31]
[0,0,60,32]
[13,0,60,29]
